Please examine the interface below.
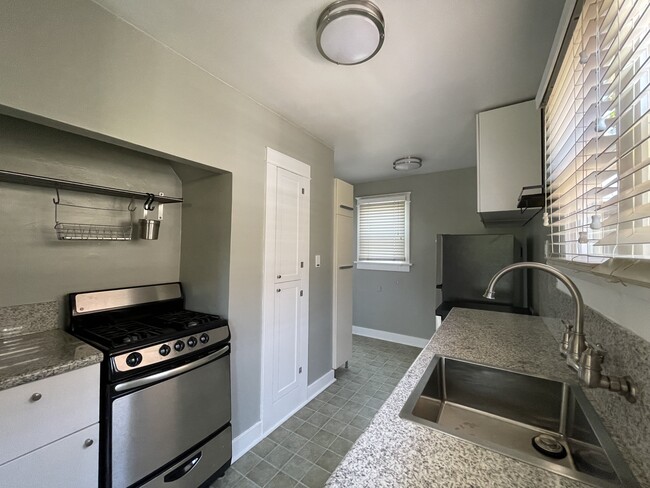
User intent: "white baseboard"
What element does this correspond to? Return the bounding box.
[308,369,336,398]
[352,325,431,348]
[232,420,263,462]
[232,370,336,462]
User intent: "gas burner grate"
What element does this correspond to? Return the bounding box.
[86,322,164,347]
[155,311,221,328]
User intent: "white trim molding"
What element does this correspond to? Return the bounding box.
[266,147,311,178]
[355,262,412,272]
[352,325,431,348]
[307,369,336,398]
[232,421,263,462]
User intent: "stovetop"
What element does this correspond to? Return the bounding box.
[68,283,231,378]
[75,310,228,351]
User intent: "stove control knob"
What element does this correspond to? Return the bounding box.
[174,340,185,352]
[159,344,171,356]
[187,336,197,348]
[200,333,209,344]
[126,352,143,368]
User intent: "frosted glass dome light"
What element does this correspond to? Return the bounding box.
[317,0,385,65]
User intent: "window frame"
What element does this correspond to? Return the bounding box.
[355,192,412,272]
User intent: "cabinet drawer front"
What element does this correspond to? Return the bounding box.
[0,423,99,488]
[0,364,99,465]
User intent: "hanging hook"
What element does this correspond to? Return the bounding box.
[53,188,61,205]
[144,193,156,211]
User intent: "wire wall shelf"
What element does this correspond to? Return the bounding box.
[53,190,136,241]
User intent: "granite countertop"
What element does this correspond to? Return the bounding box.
[327,308,610,488]
[0,329,103,391]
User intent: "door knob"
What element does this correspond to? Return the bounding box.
[83,438,94,448]
[277,275,282,279]
[30,393,42,402]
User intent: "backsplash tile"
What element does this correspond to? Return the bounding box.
[537,273,650,486]
[0,301,58,338]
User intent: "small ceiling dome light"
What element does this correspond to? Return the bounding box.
[316,0,385,65]
[393,157,422,171]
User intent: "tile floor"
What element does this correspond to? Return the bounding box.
[212,335,421,488]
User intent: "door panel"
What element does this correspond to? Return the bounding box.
[274,168,303,283]
[273,281,301,401]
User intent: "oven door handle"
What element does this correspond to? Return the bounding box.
[114,345,230,393]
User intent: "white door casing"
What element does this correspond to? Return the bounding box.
[262,148,310,433]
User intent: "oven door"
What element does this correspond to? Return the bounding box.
[111,346,231,488]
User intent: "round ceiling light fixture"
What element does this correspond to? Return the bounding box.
[316,0,385,65]
[393,157,422,171]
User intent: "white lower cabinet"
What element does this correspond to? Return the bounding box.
[0,423,99,488]
[0,364,100,487]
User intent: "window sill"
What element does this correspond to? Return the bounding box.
[355,261,412,272]
[547,257,650,289]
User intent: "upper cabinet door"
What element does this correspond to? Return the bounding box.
[274,168,307,283]
[477,100,542,214]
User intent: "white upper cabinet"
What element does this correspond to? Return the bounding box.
[477,100,542,222]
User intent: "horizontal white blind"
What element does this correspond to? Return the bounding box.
[546,0,650,263]
[356,193,410,263]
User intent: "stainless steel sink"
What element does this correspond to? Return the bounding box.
[400,356,639,487]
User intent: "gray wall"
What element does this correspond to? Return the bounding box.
[353,168,542,339]
[0,115,182,314]
[180,173,232,318]
[0,0,334,438]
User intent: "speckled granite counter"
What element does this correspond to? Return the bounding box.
[0,329,103,391]
[327,308,639,487]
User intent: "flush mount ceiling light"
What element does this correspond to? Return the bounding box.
[316,0,385,65]
[393,157,422,171]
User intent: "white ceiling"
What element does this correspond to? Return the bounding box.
[92,0,564,183]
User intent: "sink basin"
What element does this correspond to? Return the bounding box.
[400,356,638,487]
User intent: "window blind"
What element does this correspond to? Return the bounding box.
[545,0,650,263]
[356,193,410,263]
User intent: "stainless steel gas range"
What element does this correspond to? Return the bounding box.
[68,283,232,488]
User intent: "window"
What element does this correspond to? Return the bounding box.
[545,0,650,264]
[356,192,411,272]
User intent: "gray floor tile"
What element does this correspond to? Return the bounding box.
[315,449,343,473]
[233,451,263,475]
[317,402,339,416]
[305,411,329,428]
[332,408,356,424]
[301,465,331,488]
[247,460,278,487]
[268,426,291,445]
[281,455,314,481]
[326,395,348,407]
[349,414,371,430]
[328,436,354,456]
[294,406,316,421]
[297,441,327,463]
[211,467,242,487]
[311,428,337,448]
[266,472,298,488]
[339,424,363,443]
[295,421,319,440]
[233,477,259,488]
[322,418,347,435]
[283,416,304,432]
[281,433,310,452]
[251,437,277,458]
[265,445,294,469]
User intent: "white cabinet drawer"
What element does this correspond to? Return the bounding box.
[0,423,99,488]
[0,364,99,465]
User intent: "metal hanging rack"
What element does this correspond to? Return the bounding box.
[0,169,183,205]
[53,189,137,241]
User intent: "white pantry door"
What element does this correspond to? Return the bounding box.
[262,149,310,433]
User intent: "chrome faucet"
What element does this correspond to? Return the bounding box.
[483,262,636,403]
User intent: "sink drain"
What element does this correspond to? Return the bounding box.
[532,434,567,459]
